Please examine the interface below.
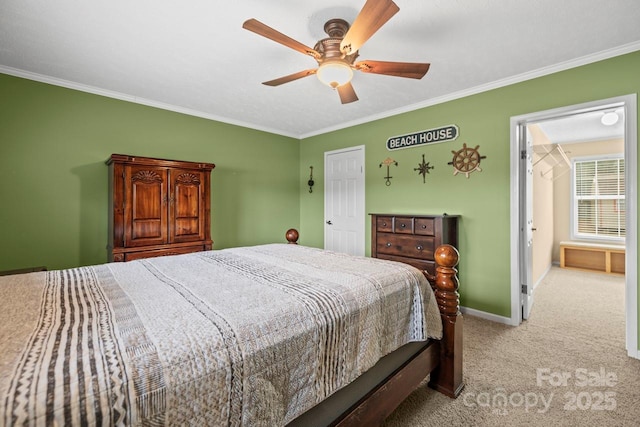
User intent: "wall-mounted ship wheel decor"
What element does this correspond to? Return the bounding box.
[414,154,434,183]
[379,157,398,186]
[448,143,486,178]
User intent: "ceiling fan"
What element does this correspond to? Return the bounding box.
[242,0,430,104]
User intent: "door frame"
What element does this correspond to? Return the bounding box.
[323,145,366,255]
[519,124,534,320]
[509,94,638,359]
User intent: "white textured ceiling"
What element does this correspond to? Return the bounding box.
[1,0,640,138]
[537,108,625,145]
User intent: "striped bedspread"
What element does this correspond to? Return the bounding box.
[0,244,442,426]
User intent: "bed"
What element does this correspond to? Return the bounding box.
[0,230,462,426]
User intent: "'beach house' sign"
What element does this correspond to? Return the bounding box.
[386,124,459,151]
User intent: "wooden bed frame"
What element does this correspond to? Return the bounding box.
[284,229,463,426]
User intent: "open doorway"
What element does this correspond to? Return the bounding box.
[530,111,625,282]
[510,95,638,359]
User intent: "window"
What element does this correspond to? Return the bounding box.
[572,156,625,241]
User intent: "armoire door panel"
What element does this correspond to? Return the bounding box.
[174,218,200,238]
[175,185,199,217]
[132,184,162,220]
[131,219,163,239]
[170,169,205,243]
[125,166,168,247]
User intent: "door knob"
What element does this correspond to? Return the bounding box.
[326,220,333,225]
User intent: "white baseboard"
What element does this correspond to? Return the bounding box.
[533,263,553,290]
[628,348,640,360]
[460,306,514,325]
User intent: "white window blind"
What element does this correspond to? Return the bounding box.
[573,157,625,240]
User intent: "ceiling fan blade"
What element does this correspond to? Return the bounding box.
[262,69,318,86]
[337,82,359,104]
[355,60,430,79]
[340,0,400,55]
[243,19,320,59]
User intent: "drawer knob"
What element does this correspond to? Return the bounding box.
[421,225,427,229]
[382,222,387,226]
[400,223,406,228]
[386,242,392,247]
[416,245,423,251]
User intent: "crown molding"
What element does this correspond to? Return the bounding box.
[0,65,299,139]
[2,40,639,140]
[301,41,640,138]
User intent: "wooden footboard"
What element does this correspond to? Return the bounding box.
[285,230,463,425]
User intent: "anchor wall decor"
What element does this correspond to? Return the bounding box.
[379,157,398,186]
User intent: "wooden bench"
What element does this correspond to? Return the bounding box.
[559,241,625,274]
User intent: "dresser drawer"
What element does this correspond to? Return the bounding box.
[124,245,205,261]
[394,217,414,234]
[376,233,435,259]
[414,218,435,236]
[376,216,394,232]
[376,254,436,276]
[371,214,459,277]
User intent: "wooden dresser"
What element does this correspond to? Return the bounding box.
[370,214,459,276]
[107,154,215,262]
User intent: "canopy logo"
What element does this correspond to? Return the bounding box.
[386,125,459,151]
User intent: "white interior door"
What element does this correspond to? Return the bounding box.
[324,146,365,256]
[520,125,534,320]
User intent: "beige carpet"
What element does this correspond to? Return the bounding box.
[383,267,640,426]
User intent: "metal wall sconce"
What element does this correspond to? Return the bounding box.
[308,166,314,193]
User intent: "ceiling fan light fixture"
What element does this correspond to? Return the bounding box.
[601,111,619,126]
[317,60,353,89]
[244,1,428,103]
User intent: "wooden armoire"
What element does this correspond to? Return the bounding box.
[107,154,215,262]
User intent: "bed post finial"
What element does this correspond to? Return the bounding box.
[433,244,460,317]
[428,244,464,398]
[285,229,299,244]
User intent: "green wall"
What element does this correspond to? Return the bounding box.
[0,73,300,271]
[299,51,640,320]
[1,50,638,349]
